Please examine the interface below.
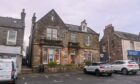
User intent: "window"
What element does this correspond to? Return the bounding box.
[102,46,106,52]
[119,61,125,64]
[51,15,55,21]
[81,24,87,32]
[71,33,76,42]
[46,28,57,40]
[112,40,115,47]
[48,49,54,62]
[47,28,51,40]
[52,29,57,40]
[112,61,124,64]
[130,41,134,50]
[43,48,48,64]
[84,51,92,61]
[85,35,90,46]
[7,30,17,45]
[43,48,60,64]
[71,49,76,55]
[92,63,98,66]
[128,61,137,64]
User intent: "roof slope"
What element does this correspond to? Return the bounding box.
[114,31,140,41]
[65,24,98,35]
[36,9,99,35]
[0,16,23,28]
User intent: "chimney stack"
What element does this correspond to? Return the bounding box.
[32,13,36,24]
[21,9,26,21]
[104,24,114,34]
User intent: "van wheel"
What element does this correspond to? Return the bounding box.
[95,70,100,76]
[121,68,128,75]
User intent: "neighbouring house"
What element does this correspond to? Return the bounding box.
[0,9,26,73]
[28,9,100,68]
[100,24,140,63]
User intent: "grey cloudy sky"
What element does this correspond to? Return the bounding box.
[0,0,140,46]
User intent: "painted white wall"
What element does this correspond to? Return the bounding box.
[121,39,130,60]
[16,55,22,73]
[0,45,21,54]
[134,41,140,50]
[121,40,140,60]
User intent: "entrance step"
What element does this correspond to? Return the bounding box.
[21,66,33,74]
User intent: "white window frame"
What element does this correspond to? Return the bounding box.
[7,30,17,45]
[46,28,58,40]
[82,24,87,32]
[102,46,106,52]
[55,49,60,64]
[84,51,92,61]
[52,29,57,40]
[43,48,61,64]
[51,15,55,21]
[43,48,48,64]
[85,35,90,46]
[130,41,135,50]
[71,33,76,42]
[48,48,54,62]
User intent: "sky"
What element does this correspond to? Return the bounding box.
[0,0,140,47]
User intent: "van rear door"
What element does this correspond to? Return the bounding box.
[0,61,12,81]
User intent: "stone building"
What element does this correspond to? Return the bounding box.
[0,9,25,73]
[28,9,100,67]
[100,24,140,63]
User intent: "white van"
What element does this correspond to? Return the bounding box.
[0,59,17,84]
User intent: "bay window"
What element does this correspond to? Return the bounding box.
[43,48,60,64]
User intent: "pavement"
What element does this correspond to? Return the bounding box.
[16,71,140,84]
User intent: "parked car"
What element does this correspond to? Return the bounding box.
[83,62,113,76]
[0,59,17,84]
[111,60,140,75]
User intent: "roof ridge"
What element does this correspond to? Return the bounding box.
[0,16,20,20]
[114,31,140,41]
[65,23,92,28]
[115,31,139,36]
[65,23,98,35]
[65,23,80,27]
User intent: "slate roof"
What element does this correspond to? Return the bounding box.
[114,31,140,41]
[65,24,98,35]
[0,16,23,28]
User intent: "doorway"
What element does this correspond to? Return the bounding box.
[71,55,75,64]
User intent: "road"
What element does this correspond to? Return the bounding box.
[16,72,140,84]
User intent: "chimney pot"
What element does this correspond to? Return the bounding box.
[32,13,36,23]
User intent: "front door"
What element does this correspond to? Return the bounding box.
[71,55,75,64]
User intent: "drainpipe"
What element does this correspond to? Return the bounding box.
[107,34,111,62]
